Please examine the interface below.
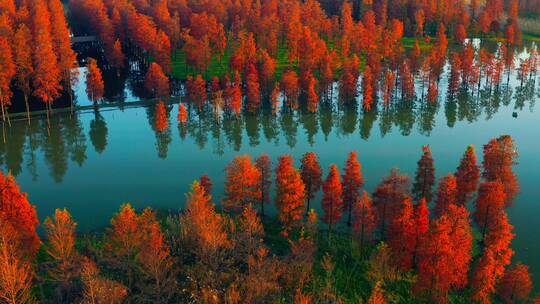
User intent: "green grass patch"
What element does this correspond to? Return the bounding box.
[523,32,540,42]
[171,41,297,81]
[402,37,432,50]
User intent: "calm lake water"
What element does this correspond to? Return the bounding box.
[1,43,539,286]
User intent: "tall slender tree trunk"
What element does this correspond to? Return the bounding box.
[46,102,51,136]
[2,119,5,144]
[0,101,5,124]
[24,94,30,125]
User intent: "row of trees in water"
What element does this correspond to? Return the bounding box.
[0,135,535,303]
[69,0,538,115]
[1,75,536,184]
[1,0,538,129]
[0,0,77,125]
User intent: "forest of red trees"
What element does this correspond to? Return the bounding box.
[0,1,539,302]
[0,0,539,128]
[0,134,537,303]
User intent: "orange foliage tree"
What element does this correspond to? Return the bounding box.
[497,263,532,304]
[0,171,40,255]
[43,209,79,302]
[474,181,506,241]
[32,0,62,120]
[342,151,364,226]
[322,164,343,237]
[482,135,519,205]
[49,0,78,105]
[13,25,34,122]
[182,181,229,256]
[275,155,306,236]
[300,152,322,214]
[433,174,457,218]
[387,197,415,271]
[352,191,376,252]
[85,58,105,103]
[412,145,435,203]
[145,62,170,98]
[245,63,261,113]
[373,169,411,240]
[471,212,515,304]
[80,257,127,304]
[455,145,480,205]
[0,222,35,304]
[0,37,15,125]
[223,155,262,212]
[255,154,272,217]
[187,75,207,111]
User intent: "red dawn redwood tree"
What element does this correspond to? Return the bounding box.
[497,263,532,304]
[446,204,473,290]
[245,63,261,113]
[85,58,105,103]
[43,208,78,302]
[412,198,429,268]
[352,191,376,253]
[32,0,62,125]
[373,169,411,240]
[455,145,480,205]
[182,181,229,256]
[482,135,519,205]
[13,25,34,123]
[79,257,127,304]
[322,164,343,238]
[105,204,143,290]
[275,155,306,236]
[471,212,515,304]
[342,151,364,226]
[137,215,177,303]
[0,36,14,126]
[223,155,261,213]
[300,152,322,215]
[255,154,272,217]
[474,181,506,242]
[433,174,457,218]
[415,213,454,303]
[49,0,78,106]
[0,222,35,304]
[145,63,170,98]
[281,70,300,107]
[412,145,435,203]
[415,203,473,303]
[387,197,415,271]
[0,171,40,255]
